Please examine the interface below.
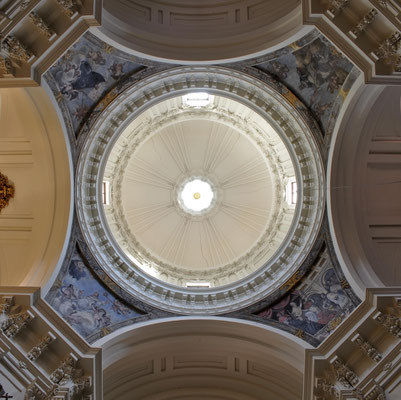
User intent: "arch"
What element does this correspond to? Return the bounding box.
[100,317,308,400]
[0,87,72,288]
[97,1,307,63]
[328,82,401,297]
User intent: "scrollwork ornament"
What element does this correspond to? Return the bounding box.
[0,172,14,212]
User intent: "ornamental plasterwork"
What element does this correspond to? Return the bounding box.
[75,66,325,315]
[106,104,290,286]
[0,171,14,212]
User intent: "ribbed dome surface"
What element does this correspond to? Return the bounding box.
[104,94,295,287]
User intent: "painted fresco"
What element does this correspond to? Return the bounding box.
[255,33,359,134]
[46,246,144,340]
[45,32,145,135]
[255,248,357,344]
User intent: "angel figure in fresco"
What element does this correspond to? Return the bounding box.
[87,48,106,65]
[294,39,333,90]
[108,62,126,80]
[70,61,105,90]
[269,60,289,81]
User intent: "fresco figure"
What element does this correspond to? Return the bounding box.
[257,258,355,341]
[48,257,140,339]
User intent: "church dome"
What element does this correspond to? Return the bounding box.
[76,66,325,314]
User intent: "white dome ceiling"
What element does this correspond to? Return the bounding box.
[104,94,295,287]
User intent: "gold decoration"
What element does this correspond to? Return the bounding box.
[0,172,14,212]
[29,11,55,39]
[55,0,78,18]
[280,271,302,291]
[193,192,200,199]
[295,329,305,339]
[1,36,32,62]
[328,316,342,331]
[0,57,13,76]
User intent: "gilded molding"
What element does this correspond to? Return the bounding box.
[0,171,14,213]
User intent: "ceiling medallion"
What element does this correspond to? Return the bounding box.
[76,66,325,315]
[0,172,14,213]
[177,177,216,216]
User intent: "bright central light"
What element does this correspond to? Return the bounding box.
[180,179,214,212]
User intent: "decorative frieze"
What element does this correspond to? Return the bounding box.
[29,12,56,40]
[1,36,33,62]
[315,378,339,400]
[372,311,401,337]
[25,382,46,400]
[373,32,401,63]
[365,384,386,400]
[351,333,382,362]
[327,0,350,18]
[3,310,34,338]
[330,355,359,388]
[0,296,13,314]
[350,9,378,39]
[50,353,80,385]
[20,0,33,10]
[70,376,92,400]
[0,57,13,76]
[0,172,15,213]
[27,332,56,361]
[395,56,401,72]
[55,0,78,18]
[24,382,59,400]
